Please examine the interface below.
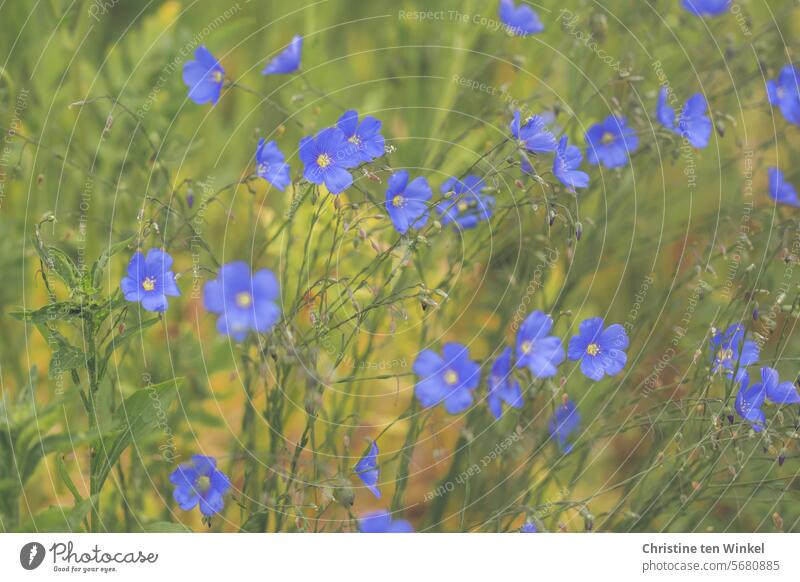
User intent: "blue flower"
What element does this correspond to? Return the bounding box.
[515,311,565,378]
[682,0,730,16]
[520,521,538,533]
[487,347,522,420]
[709,324,759,381]
[510,111,556,153]
[353,441,381,498]
[203,262,281,341]
[436,176,495,229]
[336,110,385,164]
[755,366,800,405]
[498,0,544,35]
[120,249,180,312]
[262,34,302,75]
[656,88,712,149]
[255,139,291,191]
[358,510,413,533]
[169,455,231,517]
[182,46,224,105]
[385,170,432,234]
[585,115,639,169]
[734,373,766,432]
[413,343,480,414]
[766,65,800,125]
[298,127,360,194]
[549,399,580,453]
[567,318,629,381]
[553,136,589,192]
[768,168,800,207]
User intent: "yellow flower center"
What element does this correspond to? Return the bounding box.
[196,475,211,493]
[717,348,733,362]
[587,342,600,356]
[520,340,533,354]
[317,153,331,168]
[392,194,405,208]
[601,132,615,145]
[457,201,469,212]
[212,70,223,83]
[236,292,252,308]
[348,134,361,146]
[142,277,156,291]
[444,370,459,385]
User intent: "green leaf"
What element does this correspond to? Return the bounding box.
[56,455,83,504]
[239,511,269,532]
[91,378,183,491]
[91,234,136,289]
[14,496,95,533]
[9,302,83,323]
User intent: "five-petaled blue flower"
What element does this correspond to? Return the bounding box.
[203,262,281,341]
[498,0,544,36]
[568,318,629,381]
[436,176,495,229]
[766,65,800,126]
[516,311,565,378]
[182,46,224,105]
[586,115,639,169]
[682,0,730,16]
[120,248,180,313]
[755,366,800,405]
[262,34,303,75]
[768,168,799,207]
[487,347,522,420]
[553,136,589,192]
[549,399,580,453]
[353,440,381,498]
[413,343,480,414]
[336,110,385,164]
[299,127,360,194]
[358,510,413,533]
[709,323,759,381]
[385,170,432,234]
[510,111,556,153]
[169,455,231,517]
[734,372,765,432]
[255,139,291,191]
[656,88,713,149]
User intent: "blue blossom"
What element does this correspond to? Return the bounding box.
[358,510,413,533]
[553,136,589,192]
[520,153,535,177]
[413,343,480,414]
[203,262,281,341]
[766,65,800,125]
[498,0,544,36]
[262,34,302,75]
[755,367,800,405]
[487,347,522,420]
[385,170,431,234]
[353,440,381,498]
[336,110,385,164]
[520,521,538,533]
[681,0,730,16]
[298,127,360,194]
[515,311,565,378]
[568,318,629,381]
[510,111,556,153]
[255,139,291,191]
[585,115,639,169]
[656,88,712,149]
[709,324,759,381]
[734,373,766,432]
[120,249,180,312]
[768,168,799,207]
[169,455,231,517]
[182,46,224,105]
[436,176,495,229]
[549,399,580,453]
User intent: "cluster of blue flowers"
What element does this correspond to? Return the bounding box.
[709,324,800,432]
[119,0,800,529]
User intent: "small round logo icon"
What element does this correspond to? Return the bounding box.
[20,542,46,570]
